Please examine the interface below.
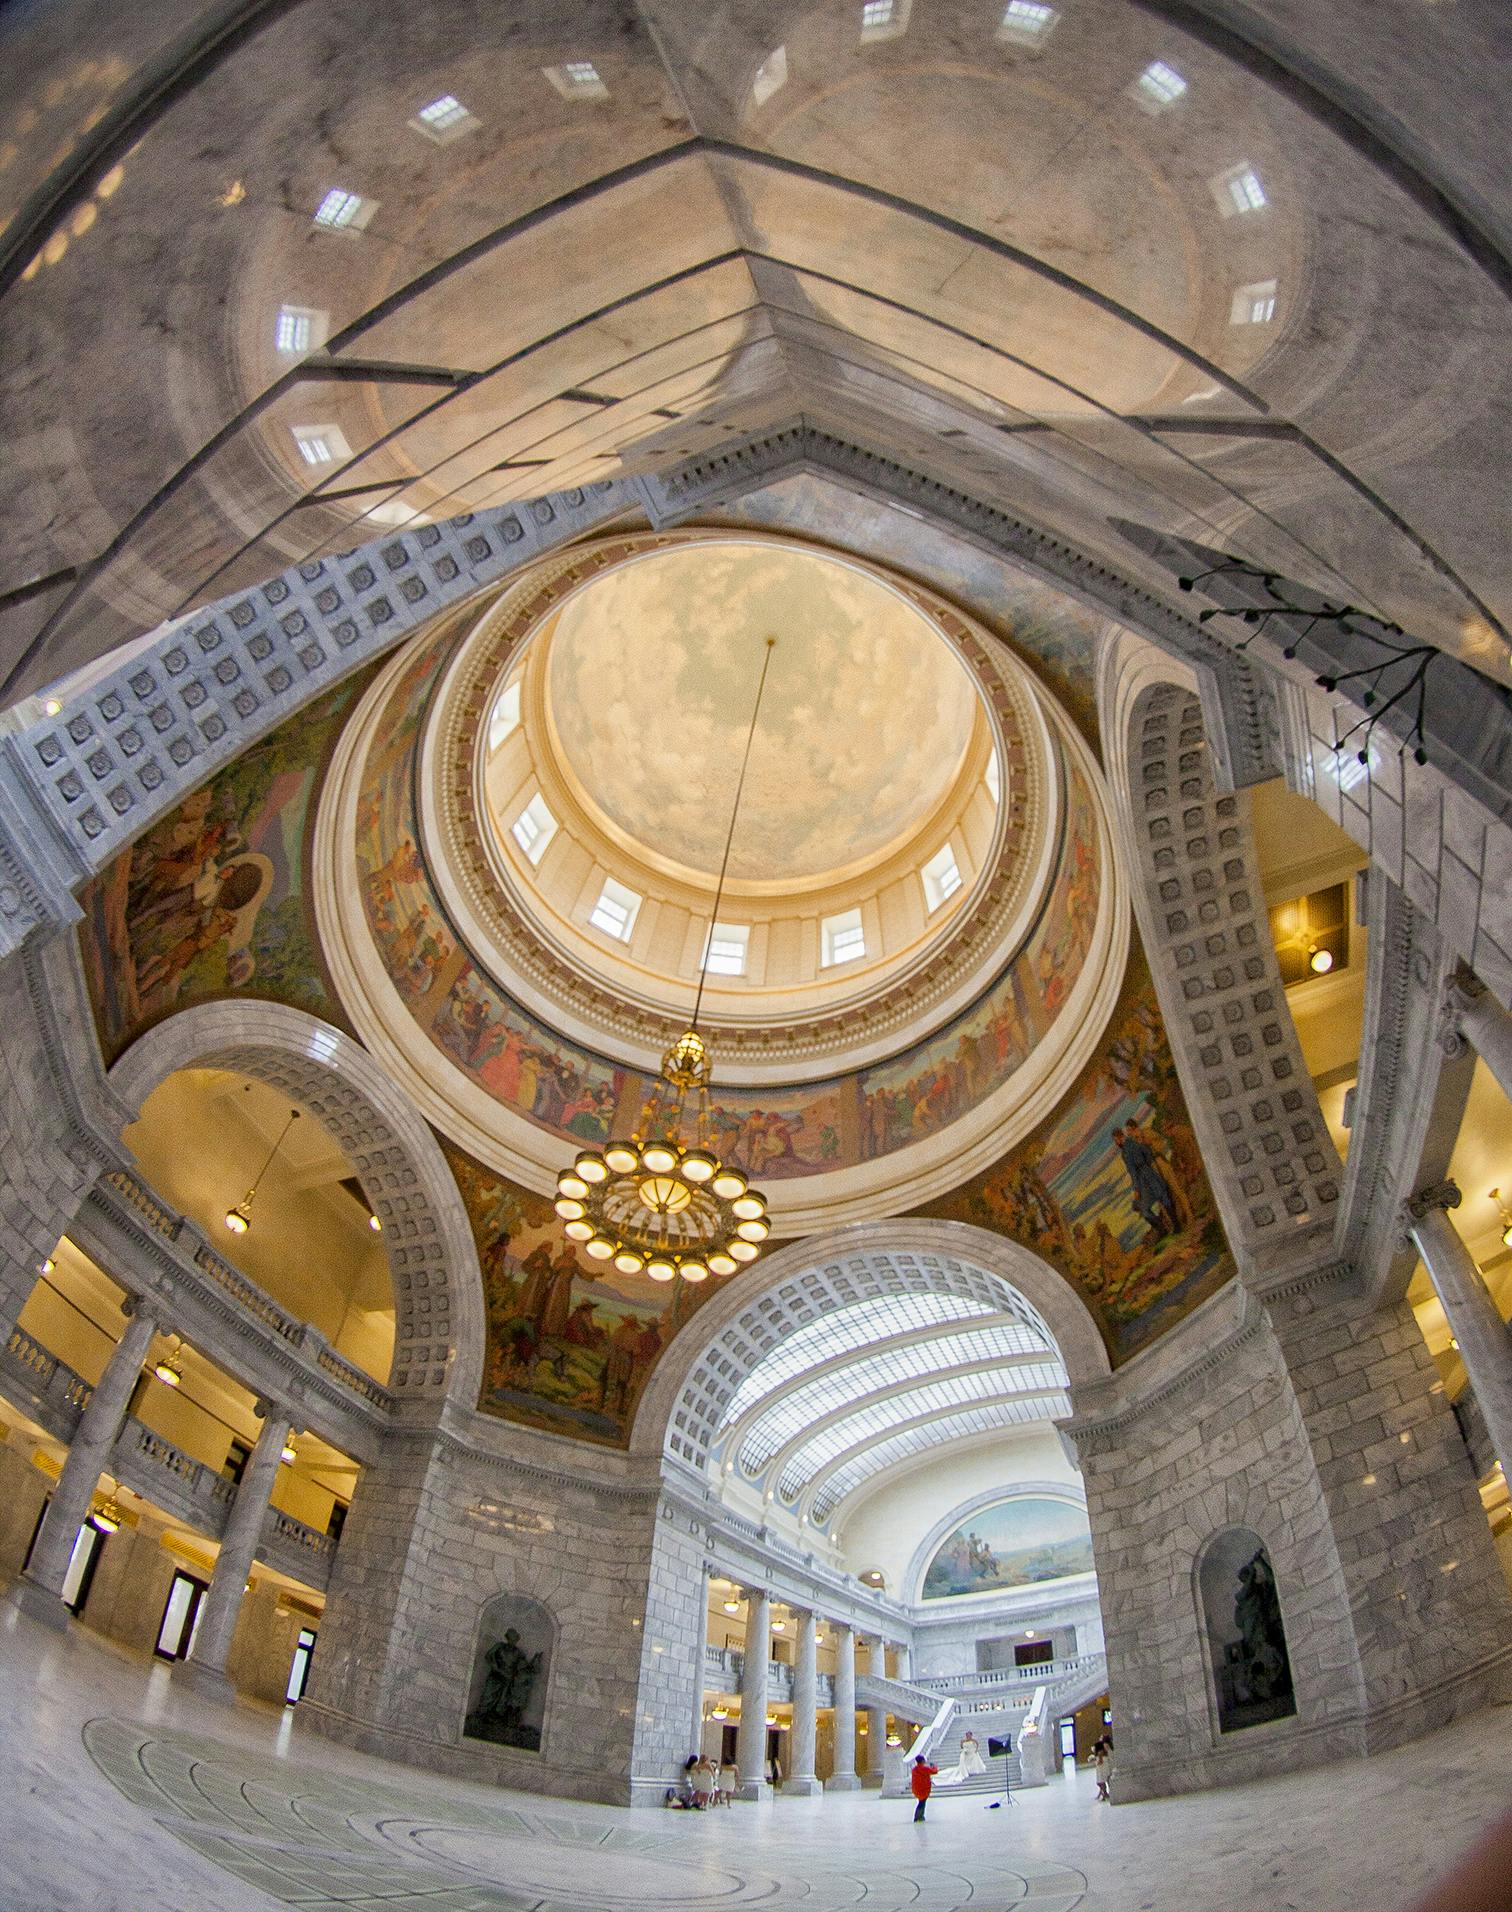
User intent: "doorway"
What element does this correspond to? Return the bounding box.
[155,1571,209,1661]
[285,1627,318,1703]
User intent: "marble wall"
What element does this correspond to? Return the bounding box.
[1071,1273,1512,1799]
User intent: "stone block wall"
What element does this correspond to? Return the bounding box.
[299,1428,670,1806]
[1263,1278,1512,1738]
[632,1505,707,1802]
[1074,1295,1364,1799]
[1073,1276,1512,1801]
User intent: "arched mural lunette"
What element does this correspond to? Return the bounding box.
[108,1000,485,1403]
[630,1217,1110,1465]
[900,1480,1091,1607]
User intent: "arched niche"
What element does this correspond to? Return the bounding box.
[108,999,485,1403]
[463,1592,558,1754]
[904,1481,1092,1606]
[1197,1526,1297,1734]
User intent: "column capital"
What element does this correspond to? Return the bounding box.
[1436,973,1485,1056]
[1403,1179,1462,1224]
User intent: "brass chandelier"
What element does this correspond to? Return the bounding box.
[555,640,778,1283]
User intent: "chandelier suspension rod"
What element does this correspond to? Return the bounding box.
[689,635,777,1035]
[244,1107,300,1202]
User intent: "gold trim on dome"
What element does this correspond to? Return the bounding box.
[421,530,1054,1078]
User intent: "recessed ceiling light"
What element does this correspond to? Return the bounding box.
[1211,163,1266,217]
[544,59,608,101]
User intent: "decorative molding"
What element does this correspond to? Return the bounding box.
[1066,1285,1269,1445]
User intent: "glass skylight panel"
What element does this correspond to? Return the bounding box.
[589,876,641,943]
[809,1396,1073,1521]
[1230,278,1278,325]
[736,1332,1066,1470]
[922,843,963,913]
[822,907,866,967]
[997,1,1058,46]
[512,792,557,866]
[723,1292,993,1422]
[312,187,376,232]
[544,59,608,100]
[751,46,788,107]
[488,681,521,753]
[860,0,911,40]
[411,93,479,141]
[1134,59,1188,108]
[1212,163,1266,216]
[703,922,749,977]
[274,304,327,355]
[774,1371,1060,1499]
[290,423,351,468]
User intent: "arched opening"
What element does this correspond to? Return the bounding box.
[1197,1527,1297,1735]
[107,1000,485,1402]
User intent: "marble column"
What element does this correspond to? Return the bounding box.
[894,1639,913,1682]
[691,1567,712,1756]
[864,1637,887,1782]
[1403,1182,1512,1473]
[178,1408,290,1698]
[786,1608,822,1795]
[9,1303,158,1628]
[734,1588,770,1800]
[828,1620,860,1790]
[1443,974,1512,1105]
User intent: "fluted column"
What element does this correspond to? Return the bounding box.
[10,1303,158,1628]
[1442,974,1512,1106]
[178,1408,290,1697]
[864,1636,887,1782]
[786,1608,821,1795]
[1403,1181,1512,1472]
[828,1620,859,1790]
[734,1588,771,1799]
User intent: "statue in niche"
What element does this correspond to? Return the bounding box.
[1201,1529,1297,1733]
[465,1622,546,1751]
[1232,1550,1291,1704]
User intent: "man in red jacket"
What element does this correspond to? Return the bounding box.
[910,1754,938,1822]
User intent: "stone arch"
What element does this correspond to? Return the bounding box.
[1194,1524,1298,1735]
[630,1217,1109,1468]
[1098,630,1341,1264]
[108,999,484,1403]
[902,1479,1091,1607]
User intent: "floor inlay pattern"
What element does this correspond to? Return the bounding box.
[83,1718,1089,1911]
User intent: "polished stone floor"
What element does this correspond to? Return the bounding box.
[3,1600,1509,1912]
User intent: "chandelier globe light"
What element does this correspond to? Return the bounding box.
[555,640,778,1284]
[224,1106,300,1235]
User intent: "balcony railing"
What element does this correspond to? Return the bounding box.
[2,1325,94,1441]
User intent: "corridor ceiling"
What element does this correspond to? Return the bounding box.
[2,0,1509,705]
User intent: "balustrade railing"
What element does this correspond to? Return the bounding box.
[1,1325,93,1434]
[913,1653,1099,1693]
[96,1168,396,1419]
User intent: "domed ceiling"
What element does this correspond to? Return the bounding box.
[541,540,978,886]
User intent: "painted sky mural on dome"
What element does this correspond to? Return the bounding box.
[353,626,1101,1179]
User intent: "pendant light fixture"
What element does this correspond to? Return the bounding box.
[152,1334,184,1387]
[224,1106,300,1235]
[556,640,778,1282]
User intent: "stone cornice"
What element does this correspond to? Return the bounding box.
[1065,1281,1268,1444]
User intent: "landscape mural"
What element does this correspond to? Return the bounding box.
[77,675,368,1061]
[922,1495,1095,1599]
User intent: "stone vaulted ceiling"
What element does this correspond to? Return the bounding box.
[1,0,1510,707]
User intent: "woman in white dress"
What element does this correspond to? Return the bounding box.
[932,1729,988,1786]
